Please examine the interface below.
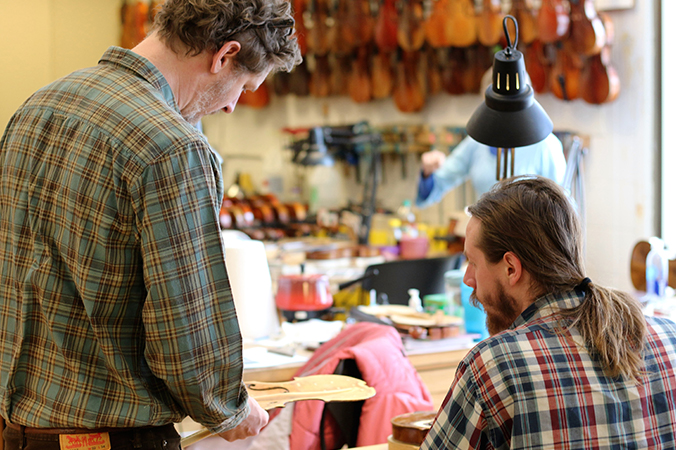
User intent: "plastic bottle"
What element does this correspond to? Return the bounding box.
[397,200,418,238]
[408,288,423,312]
[646,237,669,299]
[397,200,416,223]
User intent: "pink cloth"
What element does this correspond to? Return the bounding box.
[288,322,433,449]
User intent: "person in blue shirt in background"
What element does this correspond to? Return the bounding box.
[416,133,566,208]
[416,70,567,209]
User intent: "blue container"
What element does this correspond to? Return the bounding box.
[461,281,489,341]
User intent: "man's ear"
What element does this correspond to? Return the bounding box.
[502,251,523,287]
[211,41,242,74]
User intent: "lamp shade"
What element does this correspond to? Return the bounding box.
[466,16,553,148]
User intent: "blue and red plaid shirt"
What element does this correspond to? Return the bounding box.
[422,289,676,449]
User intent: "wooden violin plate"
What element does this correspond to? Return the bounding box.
[389,312,462,328]
[247,374,376,410]
[181,375,376,448]
[358,304,416,317]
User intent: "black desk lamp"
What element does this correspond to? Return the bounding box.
[466,15,553,180]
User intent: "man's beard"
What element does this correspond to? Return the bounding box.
[182,77,234,125]
[471,282,522,336]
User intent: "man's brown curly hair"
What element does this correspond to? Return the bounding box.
[152,0,301,74]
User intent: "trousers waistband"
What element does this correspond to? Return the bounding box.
[6,422,175,436]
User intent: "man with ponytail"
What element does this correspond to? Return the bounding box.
[422,175,676,450]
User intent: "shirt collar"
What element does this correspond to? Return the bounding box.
[511,289,586,329]
[98,46,178,112]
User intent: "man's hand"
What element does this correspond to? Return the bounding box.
[421,150,446,177]
[217,397,269,442]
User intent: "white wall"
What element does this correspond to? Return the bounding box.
[0,0,120,125]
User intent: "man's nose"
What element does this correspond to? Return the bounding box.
[463,269,476,289]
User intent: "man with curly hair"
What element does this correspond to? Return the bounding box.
[0,1,300,448]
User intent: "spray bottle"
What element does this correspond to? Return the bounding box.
[646,237,669,299]
[408,288,423,312]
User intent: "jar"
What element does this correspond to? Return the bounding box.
[444,269,465,317]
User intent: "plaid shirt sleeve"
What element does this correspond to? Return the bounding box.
[422,358,493,450]
[134,137,248,432]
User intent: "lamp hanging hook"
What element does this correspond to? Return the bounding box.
[502,15,518,56]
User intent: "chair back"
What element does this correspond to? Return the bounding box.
[361,254,464,305]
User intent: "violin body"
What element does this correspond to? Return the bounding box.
[550,44,582,101]
[375,0,399,53]
[331,55,352,96]
[425,46,443,95]
[537,0,570,43]
[289,60,311,96]
[393,51,425,113]
[305,0,334,56]
[310,54,332,98]
[448,0,477,47]
[273,70,292,96]
[354,0,375,48]
[349,47,373,103]
[372,51,395,99]
[293,0,308,56]
[524,40,551,93]
[148,0,163,25]
[569,0,606,56]
[332,0,359,55]
[507,0,538,45]
[440,47,465,95]
[239,80,270,108]
[396,0,426,52]
[580,48,620,104]
[580,13,619,104]
[424,0,453,48]
[477,0,504,47]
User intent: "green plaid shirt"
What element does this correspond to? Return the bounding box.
[0,46,248,432]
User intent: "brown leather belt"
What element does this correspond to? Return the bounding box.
[5,422,168,435]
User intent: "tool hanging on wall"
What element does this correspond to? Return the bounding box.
[284,122,383,244]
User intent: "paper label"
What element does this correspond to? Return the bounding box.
[59,432,111,450]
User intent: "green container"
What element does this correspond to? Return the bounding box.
[423,293,451,316]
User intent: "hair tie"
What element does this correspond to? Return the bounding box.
[575,277,592,293]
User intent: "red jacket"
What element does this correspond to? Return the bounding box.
[288,322,433,449]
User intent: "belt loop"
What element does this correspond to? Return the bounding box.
[18,425,26,450]
[132,429,143,449]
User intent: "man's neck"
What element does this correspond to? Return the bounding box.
[131,33,209,112]
[511,271,541,317]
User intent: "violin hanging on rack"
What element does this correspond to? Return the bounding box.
[580,13,620,104]
[524,40,552,93]
[537,0,570,44]
[393,49,425,113]
[374,0,399,53]
[372,49,395,99]
[447,0,477,47]
[348,46,373,103]
[507,0,538,45]
[424,0,453,48]
[568,0,606,56]
[477,0,504,47]
[549,42,582,101]
[396,0,426,52]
